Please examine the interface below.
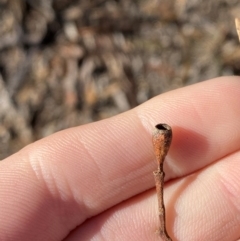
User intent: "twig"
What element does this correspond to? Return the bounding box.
[152,124,172,240]
[235,18,240,42]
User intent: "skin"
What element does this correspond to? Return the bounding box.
[1,76,240,241]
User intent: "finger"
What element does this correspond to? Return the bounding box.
[136,76,240,178]
[65,190,159,241]
[1,77,240,241]
[65,151,240,241]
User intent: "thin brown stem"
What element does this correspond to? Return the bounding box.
[152,124,172,241]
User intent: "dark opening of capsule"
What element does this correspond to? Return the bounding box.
[155,123,171,131]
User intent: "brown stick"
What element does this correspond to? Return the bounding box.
[152,124,172,241]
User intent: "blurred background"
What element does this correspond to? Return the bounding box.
[0,0,240,159]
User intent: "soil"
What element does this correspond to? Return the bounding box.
[0,0,240,159]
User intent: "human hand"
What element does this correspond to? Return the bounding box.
[1,76,240,241]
